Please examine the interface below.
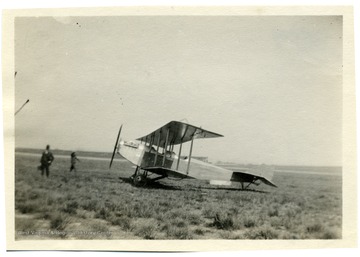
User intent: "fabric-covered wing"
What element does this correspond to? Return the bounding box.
[136,121,223,147]
[143,166,194,179]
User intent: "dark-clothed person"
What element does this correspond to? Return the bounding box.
[39,145,54,177]
[70,152,80,172]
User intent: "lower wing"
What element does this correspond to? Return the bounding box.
[142,166,194,179]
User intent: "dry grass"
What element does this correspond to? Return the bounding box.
[14,153,342,240]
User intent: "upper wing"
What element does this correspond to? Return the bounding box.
[136,121,223,147]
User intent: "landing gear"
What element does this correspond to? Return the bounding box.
[133,174,147,187]
[130,166,148,187]
[129,166,167,187]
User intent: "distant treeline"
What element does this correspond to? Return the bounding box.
[216,162,341,173]
[274,165,341,173]
[15,147,123,159]
[16,148,341,172]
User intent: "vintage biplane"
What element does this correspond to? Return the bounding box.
[109,121,277,189]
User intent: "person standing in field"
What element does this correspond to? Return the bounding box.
[70,152,80,172]
[39,145,54,178]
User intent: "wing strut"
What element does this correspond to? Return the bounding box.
[176,142,183,170]
[162,128,170,166]
[177,126,188,170]
[154,131,161,166]
[186,136,194,174]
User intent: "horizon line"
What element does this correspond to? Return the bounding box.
[14,147,342,168]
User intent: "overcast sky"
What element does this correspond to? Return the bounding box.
[14,16,342,166]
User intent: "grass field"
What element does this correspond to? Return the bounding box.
[14,151,342,240]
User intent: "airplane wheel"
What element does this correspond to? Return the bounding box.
[133,174,147,187]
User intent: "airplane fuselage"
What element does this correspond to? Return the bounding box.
[111,121,276,189]
[118,140,234,182]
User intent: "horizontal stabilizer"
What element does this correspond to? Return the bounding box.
[231,171,277,188]
[258,177,277,187]
[230,164,277,188]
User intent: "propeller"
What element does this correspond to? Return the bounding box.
[109,124,122,169]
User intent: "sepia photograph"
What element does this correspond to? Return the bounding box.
[2,5,357,252]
